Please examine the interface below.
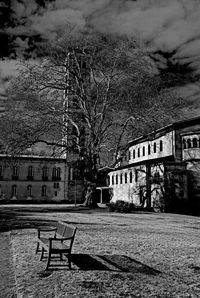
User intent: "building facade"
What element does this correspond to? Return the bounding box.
[0,155,84,203]
[108,117,200,213]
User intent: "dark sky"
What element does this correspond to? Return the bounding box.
[1,0,200,114]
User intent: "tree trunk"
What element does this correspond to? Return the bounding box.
[83,182,98,208]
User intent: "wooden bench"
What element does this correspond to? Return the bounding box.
[36,221,77,270]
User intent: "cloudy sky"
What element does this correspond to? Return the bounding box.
[1,0,200,116]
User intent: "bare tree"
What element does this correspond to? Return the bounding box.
[0,28,184,206]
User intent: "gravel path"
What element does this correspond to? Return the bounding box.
[0,232,17,298]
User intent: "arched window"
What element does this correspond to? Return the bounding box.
[187,139,192,148]
[133,150,135,159]
[27,166,34,179]
[42,185,47,197]
[160,140,163,152]
[154,142,156,153]
[42,167,48,180]
[120,173,123,184]
[193,138,198,148]
[183,139,186,149]
[116,174,118,185]
[12,185,17,196]
[138,148,140,158]
[57,167,61,178]
[128,151,131,160]
[130,171,132,183]
[143,146,145,156]
[135,170,138,182]
[52,167,61,181]
[12,166,19,179]
[27,185,32,197]
[125,172,127,183]
[112,176,114,185]
[148,144,151,155]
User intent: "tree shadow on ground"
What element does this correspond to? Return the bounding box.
[0,208,110,232]
[0,209,55,232]
[68,254,160,275]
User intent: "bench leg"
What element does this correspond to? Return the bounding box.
[40,247,45,261]
[68,255,71,270]
[35,242,40,254]
[45,250,51,270]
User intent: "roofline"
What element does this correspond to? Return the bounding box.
[0,154,66,161]
[127,116,200,148]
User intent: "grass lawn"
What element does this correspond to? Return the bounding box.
[1,205,200,297]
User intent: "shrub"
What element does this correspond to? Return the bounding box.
[107,200,134,213]
[107,202,116,212]
[115,200,131,213]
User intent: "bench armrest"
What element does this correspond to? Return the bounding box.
[38,227,57,232]
[37,227,57,238]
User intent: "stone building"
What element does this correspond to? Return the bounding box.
[0,154,84,203]
[108,116,200,213]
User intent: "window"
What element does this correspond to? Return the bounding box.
[27,185,32,197]
[125,172,127,183]
[12,185,17,196]
[154,142,156,153]
[57,167,61,179]
[52,167,61,181]
[54,191,57,196]
[12,166,19,179]
[42,185,47,197]
[54,182,59,189]
[160,140,163,152]
[138,148,140,158]
[135,170,138,182]
[187,139,191,148]
[143,146,145,156]
[128,151,131,160]
[193,138,198,148]
[112,175,114,185]
[116,174,118,185]
[130,171,132,183]
[133,150,135,159]
[42,167,48,180]
[148,144,151,155]
[120,173,123,184]
[27,166,34,180]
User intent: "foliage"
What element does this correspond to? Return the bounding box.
[107,200,136,213]
[0,26,185,206]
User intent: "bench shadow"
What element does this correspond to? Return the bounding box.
[68,254,160,275]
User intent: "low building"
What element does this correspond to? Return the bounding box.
[108,116,200,213]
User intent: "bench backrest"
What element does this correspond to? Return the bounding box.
[56,222,66,236]
[56,222,77,252]
[56,222,77,238]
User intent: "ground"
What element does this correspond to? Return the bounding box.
[0,204,200,297]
